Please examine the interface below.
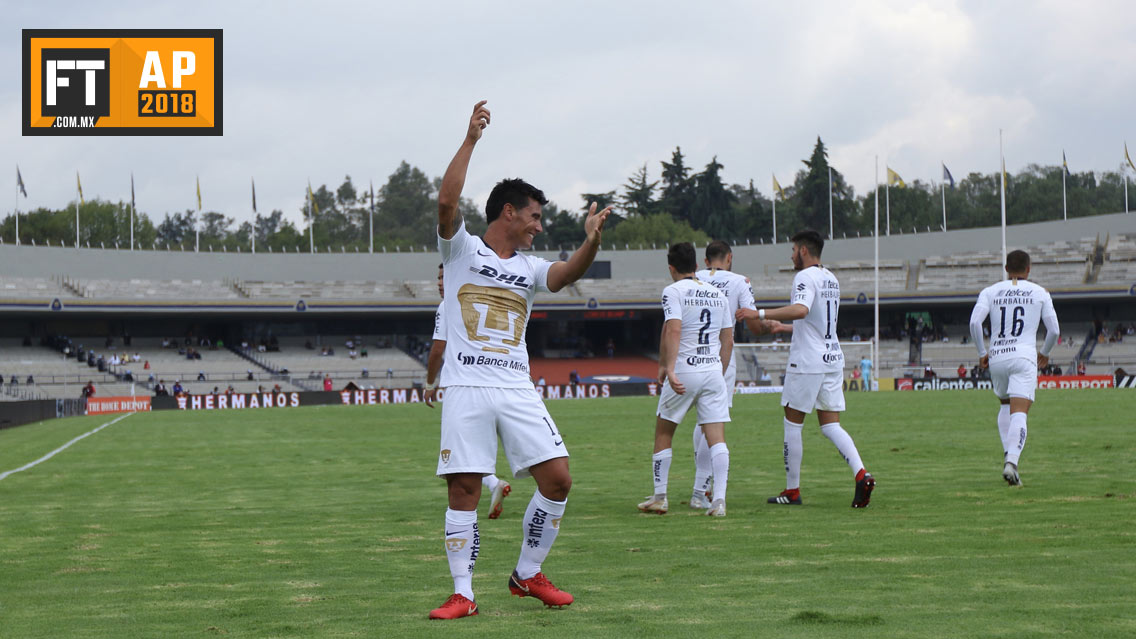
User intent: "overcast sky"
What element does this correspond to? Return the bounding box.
[4,0,1135,230]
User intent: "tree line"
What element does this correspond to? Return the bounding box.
[3,141,1132,251]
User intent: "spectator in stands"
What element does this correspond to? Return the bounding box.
[132,352,141,363]
[851,328,861,342]
[346,338,355,350]
[0,374,4,387]
[143,360,150,370]
[97,355,106,371]
[26,375,34,385]
[148,373,155,383]
[225,385,235,396]
[197,371,206,381]
[349,348,358,359]
[362,368,369,378]
[537,375,546,386]
[10,376,17,386]
[386,367,393,380]
[154,380,167,396]
[123,370,133,382]
[257,341,266,353]
[82,381,95,398]
[211,386,219,395]
[569,370,580,385]
[1077,361,1086,375]
[273,383,282,392]
[241,339,249,350]
[247,370,255,381]
[606,338,615,358]
[323,374,333,391]
[958,364,967,379]
[161,337,170,348]
[257,385,265,393]
[172,380,184,395]
[923,364,936,378]
[360,346,368,358]
[851,367,862,386]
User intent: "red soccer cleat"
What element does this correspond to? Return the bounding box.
[428,593,478,620]
[488,481,511,519]
[508,571,574,608]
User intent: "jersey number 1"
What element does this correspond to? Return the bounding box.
[825,300,838,339]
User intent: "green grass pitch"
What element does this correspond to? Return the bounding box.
[1,390,1134,638]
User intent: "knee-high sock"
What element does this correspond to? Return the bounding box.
[652,448,673,497]
[820,422,865,476]
[997,405,1011,456]
[709,442,729,503]
[1006,412,1028,465]
[784,418,803,491]
[515,491,567,580]
[444,508,479,600]
[482,474,500,492]
[692,428,713,496]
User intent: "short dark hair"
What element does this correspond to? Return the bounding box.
[791,229,824,258]
[437,263,443,269]
[668,242,697,274]
[1006,250,1031,274]
[485,178,548,223]
[705,240,731,263]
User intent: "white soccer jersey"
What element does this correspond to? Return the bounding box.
[661,277,731,374]
[438,222,552,388]
[432,301,446,341]
[786,265,844,374]
[970,278,1059,366]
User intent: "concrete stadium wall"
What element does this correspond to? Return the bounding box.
[3,211,1135,282]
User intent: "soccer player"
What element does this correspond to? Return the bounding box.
[737,229,876,508]
[425,263,511,520]
[428,101,611,620]
[968,249,1059,486]
[689,240,789,508]
[638,242,734,517]
[859,354,873,392]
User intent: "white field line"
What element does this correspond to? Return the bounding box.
[0,412,133,482]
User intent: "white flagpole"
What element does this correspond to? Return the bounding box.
[129,177,134,251]
[1125,175,1129,214]
[827,165,833,239]
[1062,164,1067,221]
[14,170,18,246]
[308,184,314,254]
[772,186,777,244]
[369,181,375,254]
[941,181,946,231]
[999,130,1008,277]
[251,178,257,254]
[873,156,880,391]
[75,178,80,249]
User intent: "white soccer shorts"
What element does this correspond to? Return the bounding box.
[989,358,1037,402]
[657,370,732,425]
[437,386,567,479]
[781,370,846,414]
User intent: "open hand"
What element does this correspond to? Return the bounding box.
[467,100,490,142]
[584,202,612,244]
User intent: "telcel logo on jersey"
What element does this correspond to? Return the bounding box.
[22,29,222,136]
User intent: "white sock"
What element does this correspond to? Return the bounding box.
[821,422,865,477]
[692,428,713,496]
[515,492,566,580]
[482,474,500,492]
[709,442,729,503]
[784,418,803,490]
[997,405,1011,455]
[1006,412,1028,465]
[652,448,673,497]
[444,508,479,600]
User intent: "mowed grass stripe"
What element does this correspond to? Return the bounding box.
[0,390,1133,638]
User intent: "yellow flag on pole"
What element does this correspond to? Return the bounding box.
[76,171,84,204]
[1126,142,1136,172]
[772,175,785,200]
[196,176,202,211]
[308,182,319,216]
[886,167,905,188]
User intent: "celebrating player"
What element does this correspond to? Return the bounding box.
[737,229,876,508]
[638,242,733,517]
[968,249,1060,486]
[689,241,789,508]
[428,101,611,620]
[424,263,510,519]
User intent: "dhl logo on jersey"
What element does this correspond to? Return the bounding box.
[22,29,222,135]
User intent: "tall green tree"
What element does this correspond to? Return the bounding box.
[659,147,694,224]
[691,156,736,239]
[621,164,658,216]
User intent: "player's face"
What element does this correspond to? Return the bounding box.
[791,243,805,270]
[437,267,444,298]
[509,199,543,249]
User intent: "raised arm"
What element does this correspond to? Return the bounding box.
[438,101,490,240]
[546,202,612,292]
